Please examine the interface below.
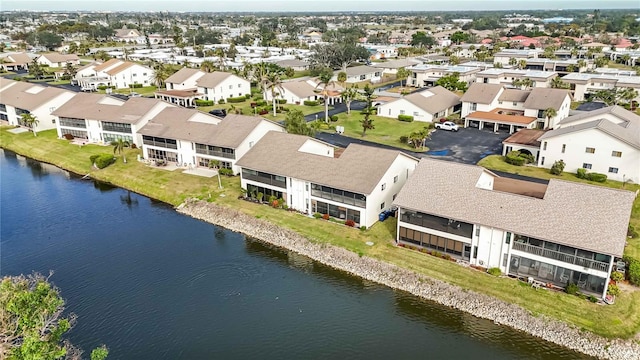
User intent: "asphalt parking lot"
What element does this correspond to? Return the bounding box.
[424,127,510,164]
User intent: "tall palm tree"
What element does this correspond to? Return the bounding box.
[214,48,227,71]
[517,59,527,70]
[266,72,284,117]
[396,67,410,88]
[252,62,270,100]
[208,159,223,189]
[315,70,335,123]
[112,138,130,163]
[200,60,216,73]
[20,113,39,136]
[550,76,569,89]
[152,63,168,88]
[542,107,557,129]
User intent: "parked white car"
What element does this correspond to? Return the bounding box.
[435,121,459,132]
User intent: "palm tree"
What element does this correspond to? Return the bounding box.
[20,113,39,136]
[396,67,410,88]
[337,71,347,87]
[550,76,569,89]
[508,57,517,66]
[315,70,335,123]
[252,62,270,101]
[542,107,558,128]
[341,85,360,114]
[208,159,223,189]
[517,59,527,70]
[360,84,375,136]
[214,48,227,71]
[112,138,130,163]
[152,63,168,88]
[200,60,216,73]
[266,72,284,116]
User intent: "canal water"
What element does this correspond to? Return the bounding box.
[0,150,591,359]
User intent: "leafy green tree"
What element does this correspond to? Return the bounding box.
[27,31,63,50]
[200,60,216,73]
[396,67,410,88]
[360,85,375,137]
[593,88,638,106]
[512,77,534,90]
[112,138,130,163]
[410,31,435,48]
[341,85,361,114]
[435,73,467,92]
[20,113,39,136]
[337,71,347,87]
[408,127,430,149]
[450,31,470,45]
[0,273,108,359]
[62,62,76,80]
[550,77,570,89]
[28,59,44,80]
[284,109,314,136]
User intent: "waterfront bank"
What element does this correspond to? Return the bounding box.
[177,199,640,360]
[1,128,639,355]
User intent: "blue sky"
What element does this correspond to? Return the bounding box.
[3,0,639,12]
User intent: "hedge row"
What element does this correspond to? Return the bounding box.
[623,255,640,286]
[576,168,607,182]
[89,154,116,169]
[303,100,319,106]
[227,96,247,103]
[398,114,414,122]
[128,83,143,88]
[194,99,214,106]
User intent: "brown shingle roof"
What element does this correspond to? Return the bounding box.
[467,110,537,125]
[104,61,136,75]
[523,88,571,110]
[52,93,164,123]
[394,158,636,256]
[93,58,122,72]
[3,52,32,65]
[0,80,73,111]
[502,129,547,146]
[236,132,418,195]
[460,83,503,104]
[402,86,461,114]
[281,81,317,99]
[38,53,79,64]
[498,89,529,103]
[195,71,234,88]
[165,67,203,84]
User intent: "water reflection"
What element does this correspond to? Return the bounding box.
[93,180,117,192]
[119,190,139,209]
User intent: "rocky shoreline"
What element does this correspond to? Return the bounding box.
[177,198,640,360]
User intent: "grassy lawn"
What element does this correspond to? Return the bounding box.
[478,155,640,260]
[324,112,430,152]
[47,80,71,85]
[98,86,158,97]
[2,127,640,339]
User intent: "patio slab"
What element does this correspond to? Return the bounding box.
[182,168,217,178]
[7,127,29,134]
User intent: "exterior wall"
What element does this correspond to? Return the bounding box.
[472,225,511,272]
[198,76,250,102]
[477,76,552,88]
[264,88,317,104]
[538,129,640,183]
[297,139,334,157]
[523,95,571,128]
[340,71,382,84]
[461,101,496,118]
[377,99,436,122]
[5,93,76,132]
[232,121,285,174]
[166,73,203,90]
[108,64,154,89]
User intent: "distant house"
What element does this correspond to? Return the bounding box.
[0,52,33,71]
[537,106,640,183]
[264,80,320,104]
[52,93,173,145]
[370,58,421,76]
[333,66,382,84]
[407,64,480,88]
[394,158,635,299]
[74,59,154,90]
[114,27,145,44]
[138,109,284,172]
[196,71,251,103]
[475,69,558,88]
[460,83,571,133]
[275,59,309,72]
[157,68,250,107]
[377,86,461,123]
[237,131,419,228]
[561,73,640,102]
[0,78,76,132]
[36,53,80,68]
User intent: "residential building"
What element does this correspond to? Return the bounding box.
[493,49,541,66]
[394,158,636,299]
[461,83,571,133]
[52,93,172,145]
[74,58,154,90]
[501,129,547,161]
[370,58,421,76]
[138,109,284,172]
[196,71,251,103]
[407,64,481,88]
[561,73,640,102]
[156,68,250,107]
[475,69,558,88]
[376,86,461,122]
[333,65,382,84]
[525,59,590,74]
[114,27,145,44]
[264,80,320,104]
[0,52,33,71]
[275,59,309,71]
[0,78,76,132]
[236,131,419,228]
[537,106,640,183]
[36,53,80,67]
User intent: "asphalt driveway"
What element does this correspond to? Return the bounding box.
[424,127,510,164]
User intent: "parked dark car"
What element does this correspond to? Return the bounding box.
[209,109,227,117]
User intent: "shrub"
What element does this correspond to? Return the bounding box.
[398,114,414,122]
[629,225,639,239]
[330,115,339,122]
[611,271,625,282]
[313,212,323,219]
[130,143,137,149]
[218,168,234,176]
[277,99,287,104]
[550,159,566,175]
[345,219,355,227]
[565,283,579,295]
[227,96,246,103]
[256,192,264,202]
[607,284,621,296]
[623,255,640,285]
[322,213,330,220]
[255,100,267,106]
[303,100,318,106]
[93,154,115,169]
[218,99,226,104]
[89,154,100,164]
[588,295,598,303]
[245,94,252,99]
[519,153,535,164]
[97,85,108,90]
[63,133,75,140]
[360,226,366,231]
[576,168,587,179]
[487,267,502,276]
[399,135,409,144]
[586,172,607,182]
[128,83,143,88]
[505,151,525,166]
[194,99,214,106]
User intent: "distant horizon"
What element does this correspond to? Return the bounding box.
[3,0,640,12]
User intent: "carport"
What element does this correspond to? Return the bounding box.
[464,110,537,134]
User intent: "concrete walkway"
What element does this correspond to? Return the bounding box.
[183,168,218,178]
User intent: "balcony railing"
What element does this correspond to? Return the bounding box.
[196,149,235,159]
[143,139,177,149]
[512,242,609,272]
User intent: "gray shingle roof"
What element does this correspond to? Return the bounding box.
[281,81,317,99]
[401,86,461,114]
[0,80,73,111]
[540,106,640,149]
[460,83,503,104]
[393,158,636,256]
[51,93,163,124]
[138,109,280,149]
[522,88,571,110]
[498,89,529,103]
[165,68,203,84]
[236,132,418,195]
[195,71,235,88]
[342,65,379,77]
